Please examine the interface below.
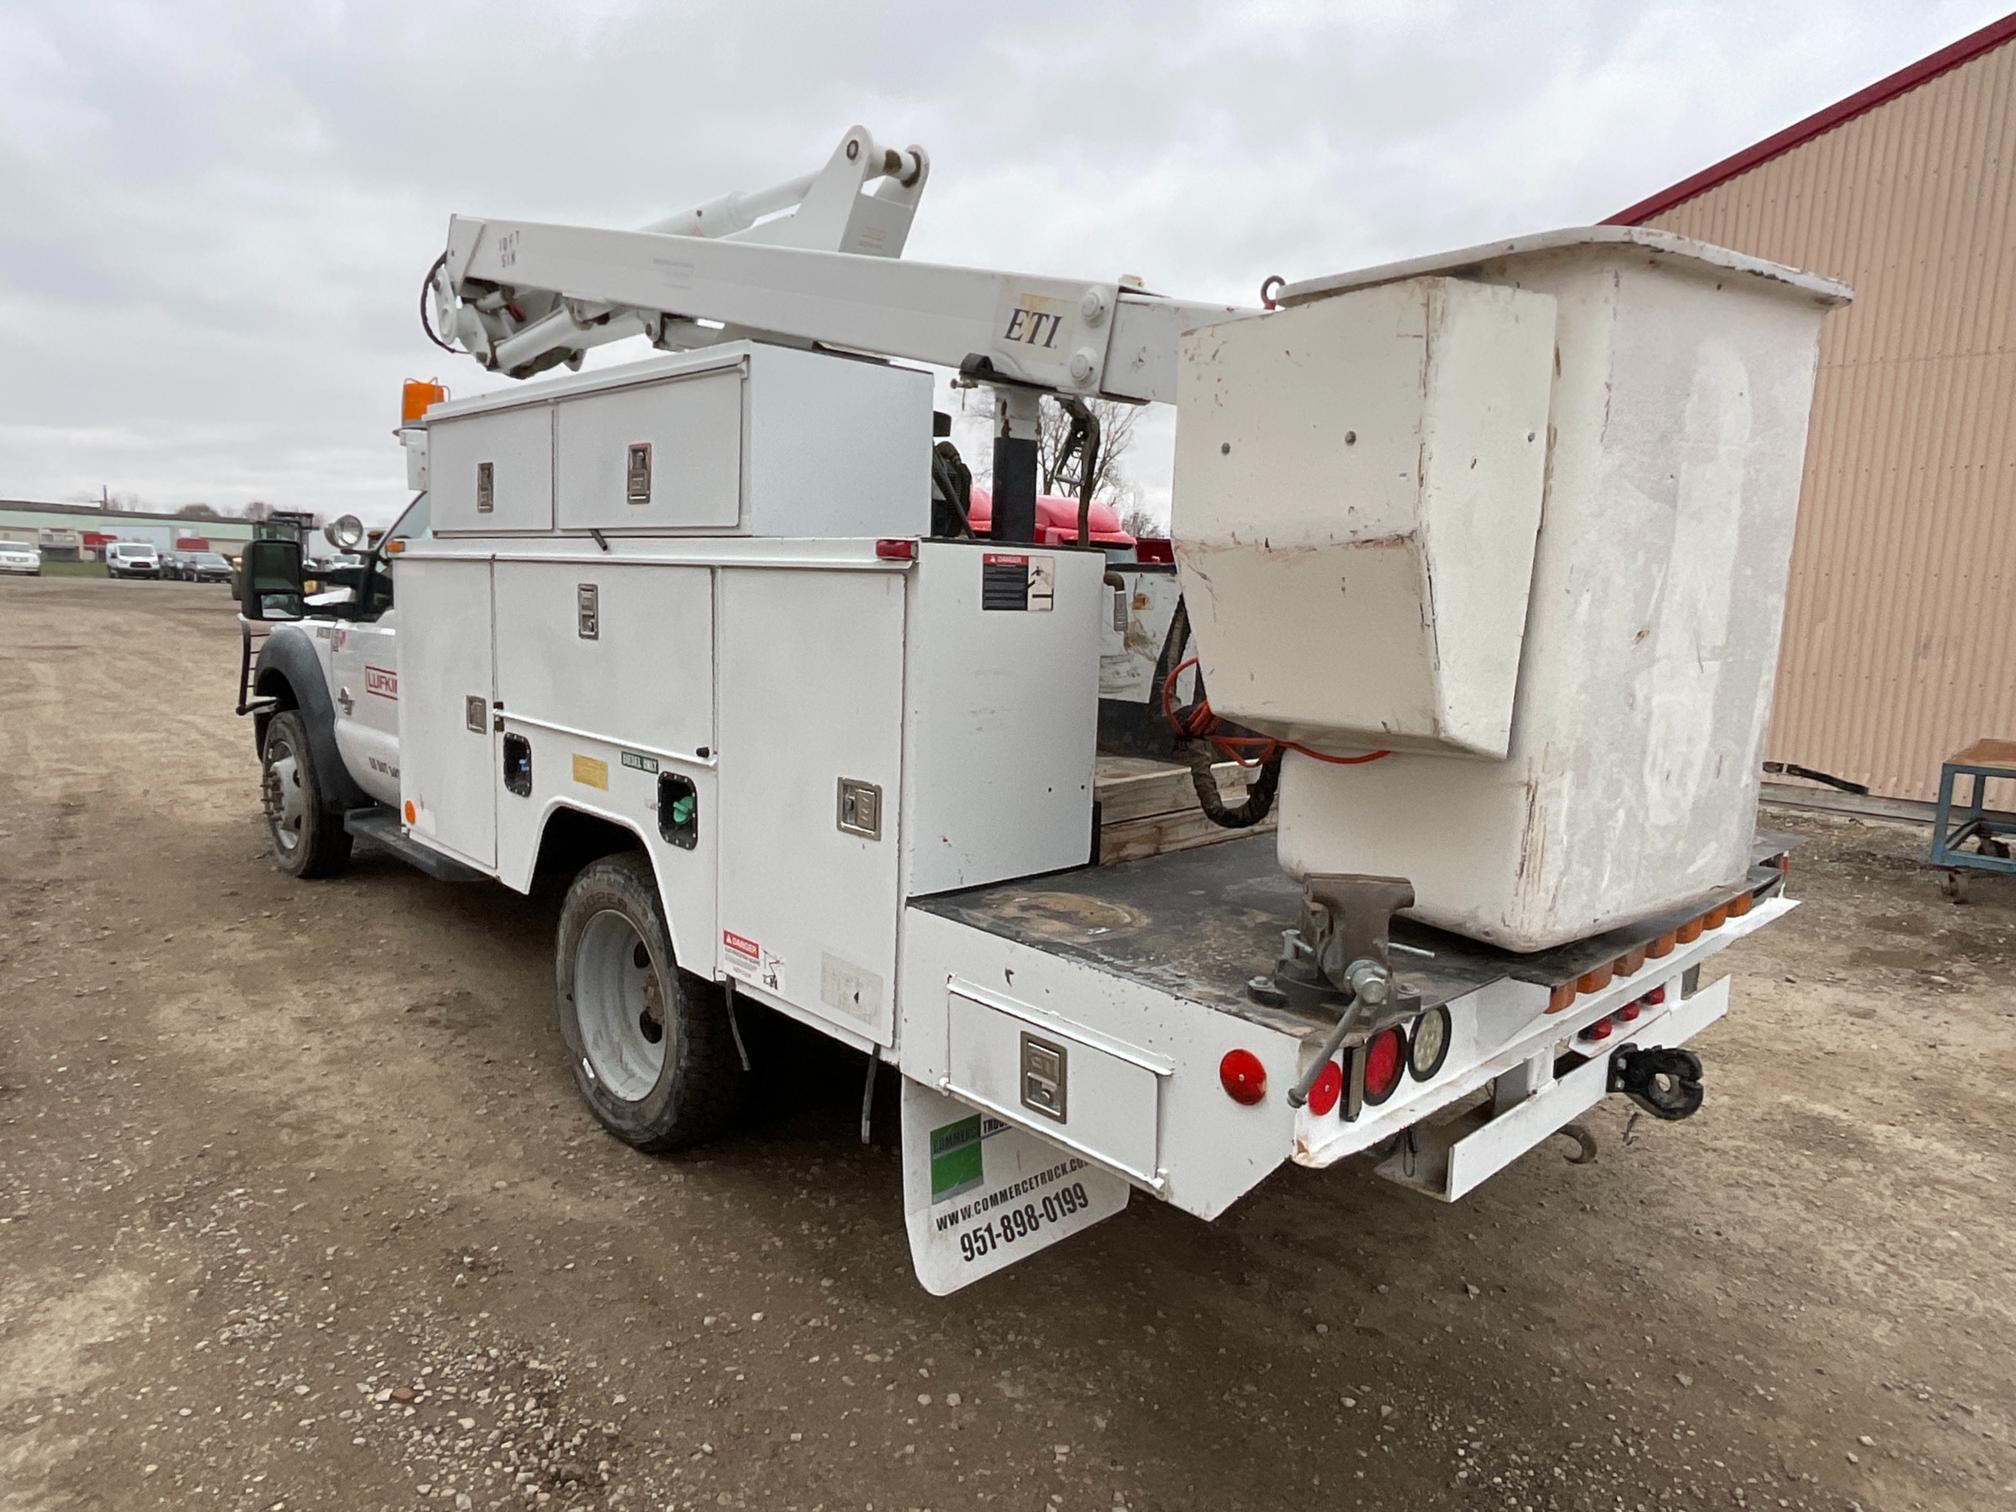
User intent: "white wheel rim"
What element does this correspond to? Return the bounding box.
[262,730,306,854]
[574,909,668,1102]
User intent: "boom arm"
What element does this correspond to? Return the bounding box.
[430,126,1249,405]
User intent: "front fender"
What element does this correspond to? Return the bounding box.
[253,625,371,812]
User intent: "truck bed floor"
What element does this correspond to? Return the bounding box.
[912,833,1792,1034]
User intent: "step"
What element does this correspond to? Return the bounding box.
[343,807,488,882]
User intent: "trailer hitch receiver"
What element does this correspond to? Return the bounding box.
[1608,1045,1704,1121]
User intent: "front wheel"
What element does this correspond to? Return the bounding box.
[555,852,745,1152]
[259,708,353,878]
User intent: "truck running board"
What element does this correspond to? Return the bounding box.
[343,807,487,882]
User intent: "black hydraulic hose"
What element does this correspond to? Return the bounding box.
[930,442,974,537]
[1062,398,1102,546]
[1153,596,1281,829]
[1187,742,1281,829]
[420,252,457,353]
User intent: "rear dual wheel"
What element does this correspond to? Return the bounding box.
[555,853,745,1151]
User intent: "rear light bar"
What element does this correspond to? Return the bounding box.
[1543,863,1785,1015]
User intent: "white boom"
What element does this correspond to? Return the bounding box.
[429,125,1249,405]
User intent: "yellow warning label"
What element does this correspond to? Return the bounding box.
[571,754,609,790]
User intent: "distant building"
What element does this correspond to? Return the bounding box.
[1608,13,2016,805]
[0,499,263,559]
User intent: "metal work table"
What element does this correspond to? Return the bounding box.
[1930,738,2016,901]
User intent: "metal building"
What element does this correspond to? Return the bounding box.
[1609,12,2016,807]
[0,499,260,557]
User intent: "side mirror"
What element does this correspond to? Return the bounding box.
[238,538,305,621]
[325,514,367,551]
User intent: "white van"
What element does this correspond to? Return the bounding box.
[104,542,161,579]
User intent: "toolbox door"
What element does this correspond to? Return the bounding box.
[716,567,902,1045]
[396,556,497,869]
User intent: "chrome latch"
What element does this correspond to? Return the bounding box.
[626,441,652,504]
[836,777,882,839]
[1019,1033,1067,1121]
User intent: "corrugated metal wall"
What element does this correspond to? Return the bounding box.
[1645,38,2016,802]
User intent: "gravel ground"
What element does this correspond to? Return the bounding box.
[2,576,2012,1512]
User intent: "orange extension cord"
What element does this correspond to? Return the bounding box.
[1161,656,1392,769]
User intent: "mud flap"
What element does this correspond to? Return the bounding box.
[900,1078,1130,1295]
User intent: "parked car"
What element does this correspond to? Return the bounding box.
[0,541,42,576]
[181,550,232,583]
[159,551,187,580]
[104,542,162,579]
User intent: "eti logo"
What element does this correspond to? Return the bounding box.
[1001,294,1069,351]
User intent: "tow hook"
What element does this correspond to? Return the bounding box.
[1608,1045,1704,1121]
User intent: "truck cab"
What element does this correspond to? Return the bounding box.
[237,492,429,871]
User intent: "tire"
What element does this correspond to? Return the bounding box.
[555,852,745,1152]
[259,708,353,878]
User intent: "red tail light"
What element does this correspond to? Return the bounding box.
[1219,1049,1266,1106]
[1581,1016,1612,1043]
[874,538,917,560]
[1305,1060,1343,1116]
[1361,1028,1405,1105]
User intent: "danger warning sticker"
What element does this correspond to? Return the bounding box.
[722,930,784,994]
[981,552,1054,613]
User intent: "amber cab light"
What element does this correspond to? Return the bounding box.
[401,378,447,423]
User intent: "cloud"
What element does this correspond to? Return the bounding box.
[0,0,2001,523]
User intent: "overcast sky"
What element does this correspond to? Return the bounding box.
[0,0,2002,526]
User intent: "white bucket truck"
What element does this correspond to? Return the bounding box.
[236,129,1846,1292]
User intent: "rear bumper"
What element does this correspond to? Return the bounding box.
[1288,894,1795,1198]
[1373,973,1729,1200]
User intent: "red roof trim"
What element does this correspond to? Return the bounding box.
[1606,10,2016,225]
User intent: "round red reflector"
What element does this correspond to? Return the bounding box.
[1219,1048,1267,1106]
[1305,1060,1343,1116]
[1361,1027,1404,1105]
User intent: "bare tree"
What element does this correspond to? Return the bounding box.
[1035,397,1139,505]
[1117,504,1163,539]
